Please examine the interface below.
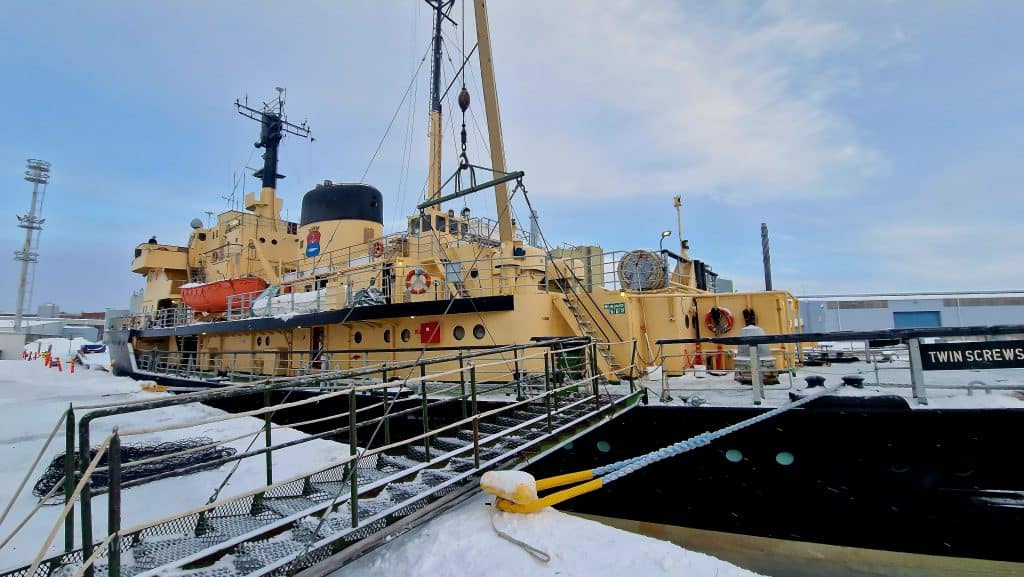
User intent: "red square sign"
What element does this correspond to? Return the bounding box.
[419,321,440,344]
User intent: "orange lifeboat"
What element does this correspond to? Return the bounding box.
[180,277,269,313]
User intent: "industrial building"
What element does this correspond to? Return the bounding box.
[799,292,1024,332]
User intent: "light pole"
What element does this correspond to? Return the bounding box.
[659,230,672,252]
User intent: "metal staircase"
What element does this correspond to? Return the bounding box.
[558,296,622,374]
[6,385,641,577]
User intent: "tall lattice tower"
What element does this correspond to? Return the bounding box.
[13,158,51,331]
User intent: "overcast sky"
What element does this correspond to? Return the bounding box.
[1,1,1022,313]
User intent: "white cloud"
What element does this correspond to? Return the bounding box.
[489,1,883,202]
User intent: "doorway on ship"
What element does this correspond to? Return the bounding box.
[382,263,395,304]
[310,326,325,372]
[177,335,198,374]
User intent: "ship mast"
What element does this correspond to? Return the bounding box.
[472,0,514,245]
[425,1,455,212]
[236,88,311,219]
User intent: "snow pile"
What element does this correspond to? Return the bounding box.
[252,288,331,317]
[481,470,538,504]
[23,337,95,360]
[345,494,763,577]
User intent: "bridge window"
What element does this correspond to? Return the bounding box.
[436,215,446,232]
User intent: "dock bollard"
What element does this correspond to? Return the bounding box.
[804,375,826,388]
[841,375,865,389]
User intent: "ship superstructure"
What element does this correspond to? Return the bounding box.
[118,3,799,384]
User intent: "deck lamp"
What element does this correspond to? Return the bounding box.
[659,230,672,251]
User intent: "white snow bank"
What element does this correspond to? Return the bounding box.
[23,337,95,360]
[344,493,763,577]
[0,360,347,568]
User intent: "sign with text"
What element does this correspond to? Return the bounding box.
[603,302,626,315]
[919,340,1024,370]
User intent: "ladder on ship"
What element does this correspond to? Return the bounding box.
[550,248,624,376]
[4,361,642,577]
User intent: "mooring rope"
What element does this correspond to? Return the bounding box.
[489,507,550,563]
[597,384,842,484]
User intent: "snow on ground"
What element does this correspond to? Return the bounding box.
[342,493,763,577]
[0,359,348,569]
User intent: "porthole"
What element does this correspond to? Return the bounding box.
[453,326,465,340]
[384,329,391,343]
[265,336,270,347]
[596,441,611,453]
[354,331,363,344]
[776,451,794,466]
[259,237,266,243]
[271,239,278,245]
[257,336,263,346]
[401,329,411,342]
[725,449,743,463]
[473,324,486,340]
[470,269,479,279]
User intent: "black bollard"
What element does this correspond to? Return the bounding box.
[841,375,865,389]
[805,375,826,388]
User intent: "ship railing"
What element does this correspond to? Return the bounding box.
[134,338,606,384]
[280,231,409,280]
[148,306,195,329]
[8,337,640,577]
[655,324,1024,405]
[200,242,243,264]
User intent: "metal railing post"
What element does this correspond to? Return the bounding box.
[264,391,273,485]
[107,429,121,577]
[591,342,601,409]
[78,419,94,577]
[907,338,928,405]
[382,363,391,444]
[470,364,479,468]
[348,388,359,528]
[750,346,764,404]
[458,352,467,424]
[544,352,553,433]
[420,364,430,461]
[514,348,524,401]
[64,404,75,553]
[628,340,638,393]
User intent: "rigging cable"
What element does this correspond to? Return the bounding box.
[360,41,433,183]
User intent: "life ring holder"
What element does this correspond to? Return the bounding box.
[405,268,432,295]
[370,240,385,259]
[704,306,734,335]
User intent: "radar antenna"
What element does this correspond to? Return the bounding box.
[235,89,313,190]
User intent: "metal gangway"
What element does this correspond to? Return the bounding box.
[2,339,643,577]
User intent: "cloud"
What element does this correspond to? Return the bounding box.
[489,1,884,202]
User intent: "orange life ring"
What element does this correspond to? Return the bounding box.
[405,268,431,295]
[370,240,385,259]
[704,306,734,335]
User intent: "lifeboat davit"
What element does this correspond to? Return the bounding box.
[180,277,269,313]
